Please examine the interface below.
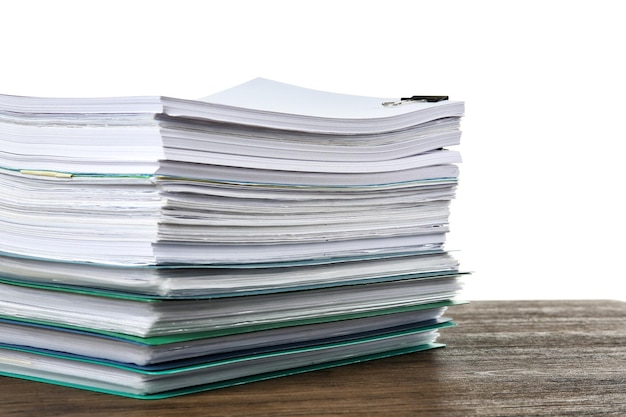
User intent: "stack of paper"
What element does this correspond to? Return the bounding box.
[0,78,467,398]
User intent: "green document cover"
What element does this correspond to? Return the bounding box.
[0,322,451,399]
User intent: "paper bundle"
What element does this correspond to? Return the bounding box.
[0,79,467,398]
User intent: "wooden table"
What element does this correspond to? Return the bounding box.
[1,300,624,416]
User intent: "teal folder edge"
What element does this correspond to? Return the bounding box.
[2,165,458,187]
[0,320,455,370]
[0,248,446,269]
[0,299,465,345]
[0,342,445,399]
[0,271,467,301]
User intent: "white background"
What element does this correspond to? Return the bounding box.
[2,0,624,301]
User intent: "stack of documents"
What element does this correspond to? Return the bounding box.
[0,78,467,398]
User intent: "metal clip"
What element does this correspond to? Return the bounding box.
[382,95,449,107]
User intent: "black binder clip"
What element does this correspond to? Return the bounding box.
[382,95,449,107]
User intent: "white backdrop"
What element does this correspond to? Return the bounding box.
[2,0,624,301]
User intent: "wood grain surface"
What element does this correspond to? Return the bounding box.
[1,300,624,416]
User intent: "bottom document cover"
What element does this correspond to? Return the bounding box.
[0,321,452,399]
